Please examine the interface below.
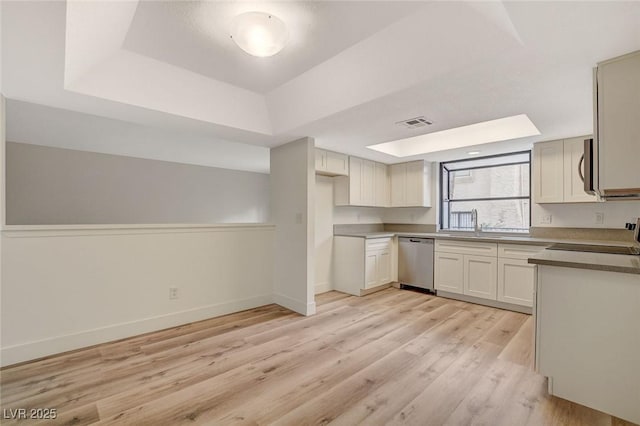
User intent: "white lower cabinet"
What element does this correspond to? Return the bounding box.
[497,258,536,307]
[435,240,546,310]
[536,266,640,424]
[334,236,393,296]
[434,252,464,294]
[435,240,497,301]
[365,251,379,288]
[497,243,547,307]
[464,255,498,300]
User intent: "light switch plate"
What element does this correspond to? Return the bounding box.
[541,214,552,224]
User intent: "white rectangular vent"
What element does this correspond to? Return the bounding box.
[396,116,433,129]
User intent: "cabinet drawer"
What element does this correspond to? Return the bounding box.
[435,240,497,256]
[498,244,548,260]
[366,237,392,252]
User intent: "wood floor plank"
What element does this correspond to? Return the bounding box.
[270,346,420,426]
[218,302,464,425]
[330,305,506,425]
[388,341,504,425]
[442,358,531,425]
[481,310,529,348]
[1,288,631,426]
[96,300,404,419]
[499,315,535,367]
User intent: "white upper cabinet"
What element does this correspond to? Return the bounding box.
[595,50,640,197]
[390,163,405,207]
[315,148,348,177]
[334,156,388,207]
[389,160,431,207]
[533,140,564,203]
[374,162,390,207]
[361,159,375,206]
[333,155,430,208]
[533,137,597,204]
[563,137,597,202]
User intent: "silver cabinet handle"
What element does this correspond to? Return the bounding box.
[578,154,585,182]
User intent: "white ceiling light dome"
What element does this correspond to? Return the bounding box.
[230,11,288,58]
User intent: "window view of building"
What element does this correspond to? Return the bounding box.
[440,152,530,233]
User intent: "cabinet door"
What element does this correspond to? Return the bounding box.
[362,160,375,206]
[405,161,424,206]
[326,151,348,176]
[464,255,497,300]
[364,251,378,288]
[377,250,392,285]
[349,157,363,205]
[374,162,390,207]
[434,252,464,294]
[533,140,564,203]
[563,137,597,203]
[497,258,534,307]
[315,149,326,171]
[597,51,640,194]
[390,163,406,207]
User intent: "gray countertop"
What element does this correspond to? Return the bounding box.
[334,232,396,239]
[334,231,636,247]
[528,250,640,275]
[334,231,640,274]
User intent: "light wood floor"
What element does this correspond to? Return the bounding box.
[1,288,636,425]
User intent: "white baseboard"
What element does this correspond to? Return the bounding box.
[273,293,316,316]
[0,294,273,367]
[314,281,332,294]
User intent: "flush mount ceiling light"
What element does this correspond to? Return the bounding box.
[467,151,481,155]
[367,114,541,157]
[230,12,288,58]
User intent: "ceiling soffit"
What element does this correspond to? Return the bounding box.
[62,1,522,139]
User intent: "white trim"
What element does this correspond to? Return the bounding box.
[315,282,332,294]
[436,290,532,314]
[2,223,275,238]
[273,293,316,316]
[1,294,273,367]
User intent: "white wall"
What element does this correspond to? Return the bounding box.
[315,176,333,294]
[0,224,275,366]
[1,97,5,228]
[532,201,640,229]
[6,142,270,225]
[334,206,385,224]
[271,138,315,315]
[6,100,270,174]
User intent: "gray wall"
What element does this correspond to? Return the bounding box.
[6,142,269,225]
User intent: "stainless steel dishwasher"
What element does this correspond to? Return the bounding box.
[398,237,434,292]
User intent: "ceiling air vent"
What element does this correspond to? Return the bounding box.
[396,116,433,129]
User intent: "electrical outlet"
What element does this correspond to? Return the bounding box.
[595,212,604,225]
[541,214,552,224]
[169,287,179,300]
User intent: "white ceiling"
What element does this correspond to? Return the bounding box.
[2,1,640,170]
[123,1,423,93]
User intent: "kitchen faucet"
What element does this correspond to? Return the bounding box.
[471,208,480,235]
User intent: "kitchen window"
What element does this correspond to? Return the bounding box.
[440,151,531,233]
